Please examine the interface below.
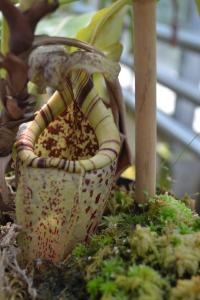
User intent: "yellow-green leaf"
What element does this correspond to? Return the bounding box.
[76,0,130,62]
[0,18,9,79]
[102,42,123,62]
[196,0,200,15]
[59,0,79,5]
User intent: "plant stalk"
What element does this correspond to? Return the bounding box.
[133,0,157,203]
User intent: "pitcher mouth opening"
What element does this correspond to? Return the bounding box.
[16,90,121,174]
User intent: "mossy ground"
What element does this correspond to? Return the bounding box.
[1,186,200,300]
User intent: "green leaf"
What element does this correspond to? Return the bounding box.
[36,11,93,37]
[196,0,200,14]
[53,13,93,37]
[75,0,131,62]
[1,18,9,55]
[59,0,79,5]
[0,17,9,79]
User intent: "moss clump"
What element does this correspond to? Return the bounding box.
[159,232,200,277]
[130,225,200,277]
[116,265,168,300]
[2,190,200,300]
[68,192,200,300]
[86,257,125,299]
[72,243,88,258]
[170,276,200,300]
[130,225,158,262]
[107,189,134,214]
[86,260,168,300]
[147,194,197,233]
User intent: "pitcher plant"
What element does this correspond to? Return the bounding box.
[15,44,124,262]
[0,0,131,264]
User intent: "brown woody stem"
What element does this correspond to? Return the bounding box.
[32,36,104,56]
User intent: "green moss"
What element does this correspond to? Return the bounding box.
[100,281,119,295]
[116,265,168,300]
[130,224,200,278]
[72,243,88,257]
[85,246,114,280]
[159,232,200,277]
[100,293,127,300]
[178,224,193,234]
[107,189,134,214]
[87,276,104,299]
[79,193,200,300]
[3,189,200,300]
[86,258,124,300]
[91,234,113,248]
[192,218,200,232]
[130,225,159,262]
[101,258,124,278]
[170,236,182,246]
[147,194,198,233]
[170,276,200,300]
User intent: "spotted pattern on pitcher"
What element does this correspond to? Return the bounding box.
[34,101,98,161]
[16,160,117,262]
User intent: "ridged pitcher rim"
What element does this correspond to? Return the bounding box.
[16,92,121,174]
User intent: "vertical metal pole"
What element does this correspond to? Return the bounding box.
[133,0,157,203]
